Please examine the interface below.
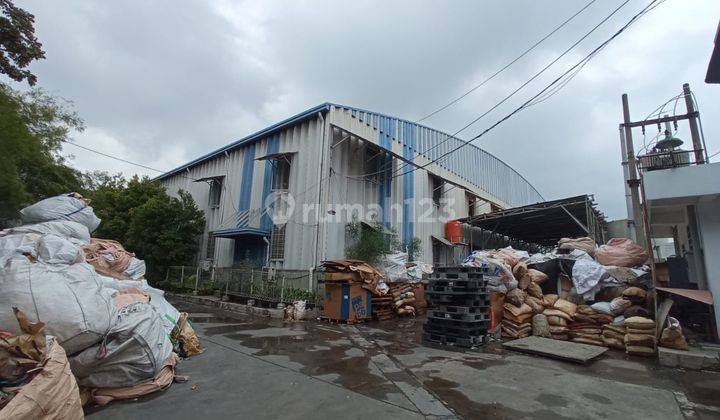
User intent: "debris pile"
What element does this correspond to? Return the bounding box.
[320,259,379,323]
[0,193,202,414]
[423,266,491,348]
[461,237,678,357]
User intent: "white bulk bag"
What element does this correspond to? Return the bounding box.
[70,302,174,388]
[98,277,180,336]
[0,260,114,355]
[19,194,101,232]
[0,220,91,245]
[0,233,40,267]
[37,234,84,264]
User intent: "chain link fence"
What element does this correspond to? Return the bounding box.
[164,266,322,307]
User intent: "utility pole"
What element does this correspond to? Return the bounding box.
[682,83,705,164]
[621,93,644,245]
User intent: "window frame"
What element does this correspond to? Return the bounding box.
[271,157,291,191]
[430,174,444,207]
[205,233,216,260]
[207,177,223,209]
[269,223,287,261]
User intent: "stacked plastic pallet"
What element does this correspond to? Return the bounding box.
[423,266,491,348]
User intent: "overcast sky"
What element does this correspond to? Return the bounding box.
[12,0,719,220]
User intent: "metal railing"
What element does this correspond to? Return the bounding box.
[164,266,322,307]
[637,149,700,172]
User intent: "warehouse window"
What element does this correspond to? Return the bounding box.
[466,192,477,217]
[206,234,216,259]
[208,178,223,208]
[430,174,444,207]
[272,158,291,190]
[270,224,286,260]
[364,145,381,182]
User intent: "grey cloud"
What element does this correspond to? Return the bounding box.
[13,0,720,220]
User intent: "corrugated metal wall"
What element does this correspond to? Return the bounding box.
[332,104,542,207]
[159,103,542,269]
[160,117,326,269]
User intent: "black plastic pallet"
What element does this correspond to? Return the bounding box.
[426,294,491,306]
[422,332,486,348]
[428,310,490,322]
[428,278,488,288]
[430,272,485,280]
[424,323,489,337]
[435,266,488,274]
[426,285,489,295]
[434,304,486,314]
[426,317,491,329]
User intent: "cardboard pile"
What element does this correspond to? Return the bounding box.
[320,260,380,323]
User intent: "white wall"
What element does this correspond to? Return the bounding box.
[644,163,720,202]
[697,196,720,339]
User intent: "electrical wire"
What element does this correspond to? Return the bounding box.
[416,0,598,123]
[392,0,664,181]
[382,0,633,181]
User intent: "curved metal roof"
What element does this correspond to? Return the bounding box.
[156,102,543,207]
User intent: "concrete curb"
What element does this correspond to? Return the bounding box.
[166,293,286,319]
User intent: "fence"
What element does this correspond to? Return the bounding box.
[164,266,322,307]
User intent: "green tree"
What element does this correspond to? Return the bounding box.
[345,219,422,265]
[83,174,206,281]
[0,0,45,85]
[0,84,83,227]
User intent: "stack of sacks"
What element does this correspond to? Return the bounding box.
[558,237,597,257]
[621,287,649,318]
[502,303,533,339]
[602,323,627,350]
[567,305,611,346]
[532,313,551,338]
[624,316,657,356]
[513,262,549,292]
[596,238,649,268]
[542,295,574,341]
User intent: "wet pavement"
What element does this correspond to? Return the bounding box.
[88,299,720,420]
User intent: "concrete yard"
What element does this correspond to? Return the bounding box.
[87,299,720,420]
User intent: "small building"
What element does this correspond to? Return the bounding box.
[156,103,542,270]
[642,162,720,338]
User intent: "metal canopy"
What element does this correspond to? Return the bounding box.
[212,227,270,238]
[459,195,606,247]
[431,235,455,247]
[255,151,297,161]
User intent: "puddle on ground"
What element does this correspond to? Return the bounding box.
[423,376,576,420]
[188,315,248,324]
[201,324,255,336]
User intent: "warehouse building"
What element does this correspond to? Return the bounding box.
[156,103,542,269]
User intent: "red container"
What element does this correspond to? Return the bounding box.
[445,220,462,244]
